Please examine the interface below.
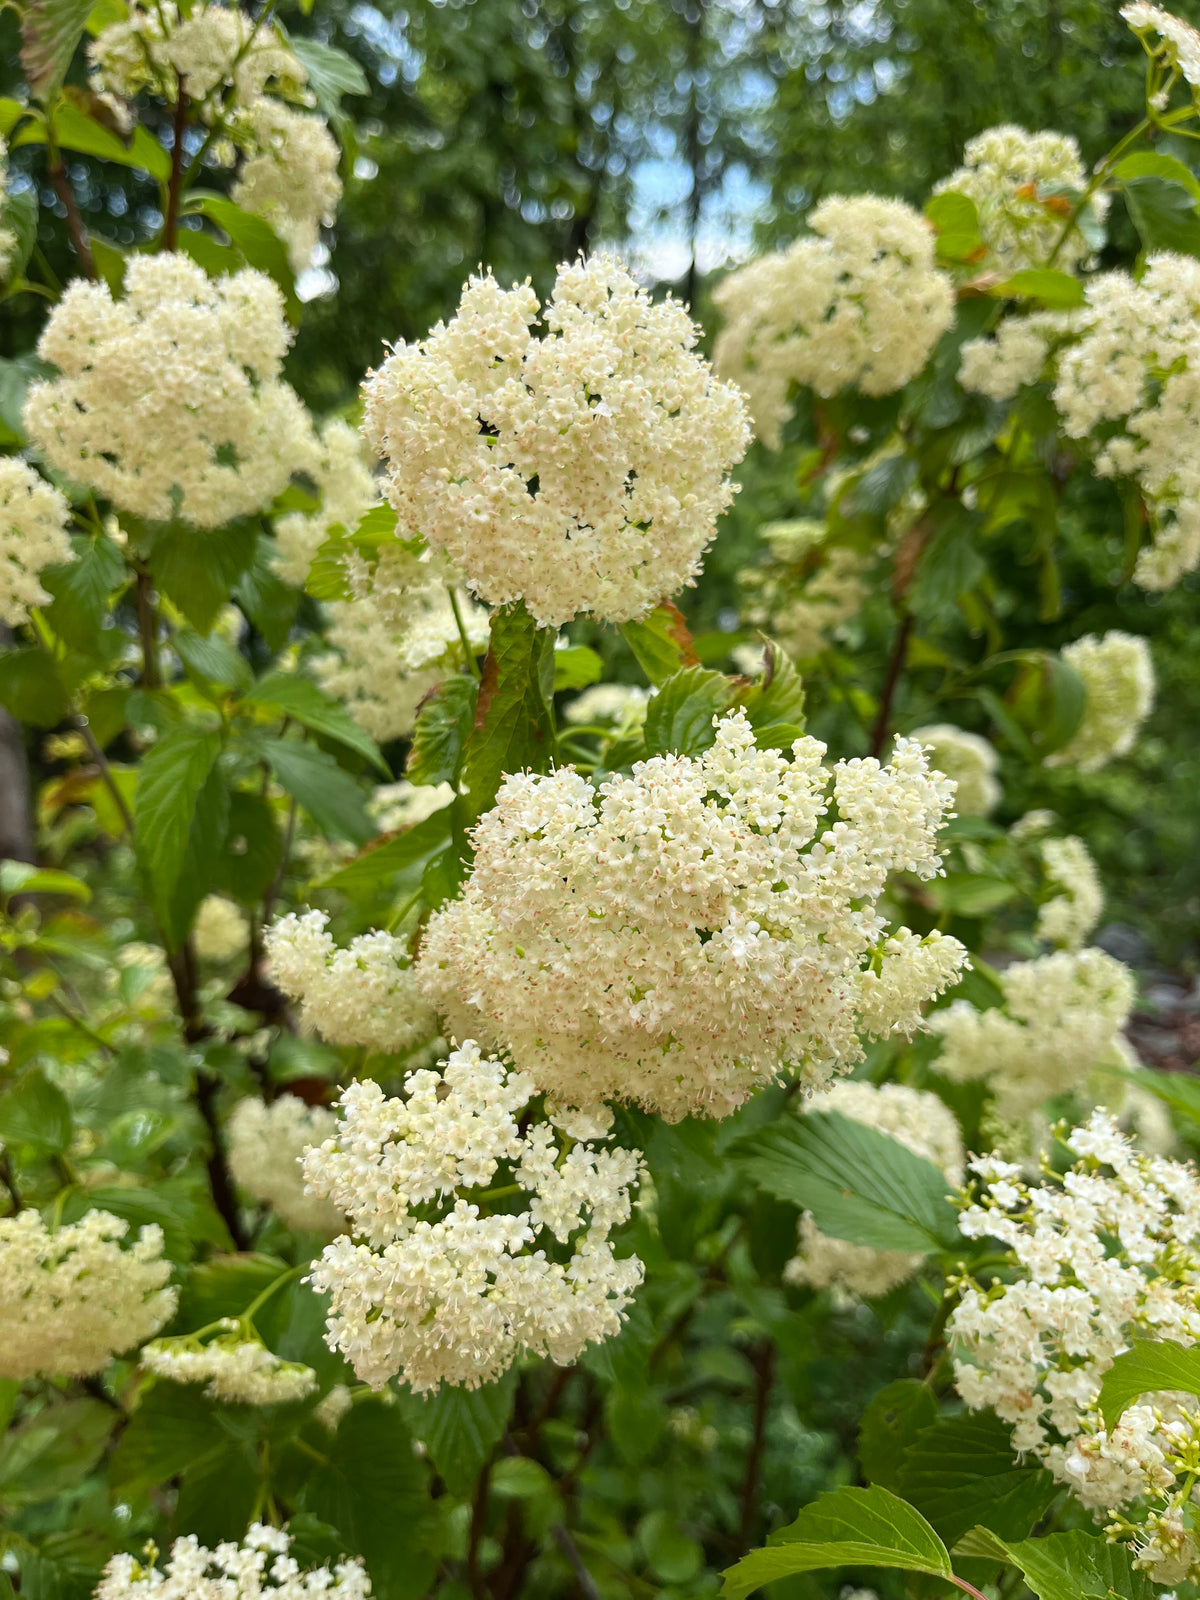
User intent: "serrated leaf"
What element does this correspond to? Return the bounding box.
[132,721,222,902]
[734,640,806,736]
[0,1069,72,1155]
[620,601,700,686]
[246,670,388,776]
[21,0,92,102]
[461,601,556,821]
[260,736,372,844]
[1121,173,1200,257]
[175,628,253,694]
[145,517,259,634]
[642,666,735,757]
[896,1411,1059,1546]
[992,268,1085,308]
[954,1527,1155,1600]
[407,673,477,787]
[858,1379,936,1493]
[288,36,368,113]
[739,1109,959,1252]
[721,1484,952,1600]
[315,807,453,896]
[416,1372,515,1496]
[844,453,918,517]
[0,1399,113,1505]
[110,1381,227,1494]
[4,186,39,284]
[1097,1340,1200,1432]
[40,535,126,649]
[234,535,299,651]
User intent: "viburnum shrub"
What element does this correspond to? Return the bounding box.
[3,3,1200,1598]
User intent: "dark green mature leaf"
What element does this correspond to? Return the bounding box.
[739,1110,959,1252]
[416,1372,515,1496]
[0,648,69,727]
[897,1412,1059,1545]
[288,36,368,112]
[1121,173,1200,257]
[175,629,253,694]
[0,1069,72,1156]
[620,600,700,685]
[735,641,806,739]
[146,518,259,634]
[721,1485,952,1599]
[858,1379,936,1493]
[4,187,39,285]
[40,536,126,649]
[955,1527,1155,1600]
[260,737,372,844]
[174,1439,263,1545]
[20,0,91,101]
[188,195,299,320]
[844,453,918,517]
[461,601,556,821]
[1097,1341,1200,1431]
[0,1399,113,1506]
[316,807,452,895]
[246,670,389,776]
[133,722,222,904]
[211,791,282,906]
[909,507,986,619]
[407,673,477,786]
[643,666,735,757]
[301,1402,437,1600]
[234,536,299,651]
[163,760,230,948]
[110,1381,227,1494]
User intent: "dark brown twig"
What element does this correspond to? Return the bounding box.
[135,568,162,689]
[47,152,96,279]
[737,1339,776,1553]
[550,1522,602,1600]
[163,89,190,251]
[869,611,915,759]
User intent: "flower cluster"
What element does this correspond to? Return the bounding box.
[562,682,651,730]
[228,1095,344,1233]
[0,1208,176,1378]
[303,1042,644,1392]
[0,455,73,627]
[192,895,249,962]
[90,2,308,107]
[25,255,312,528]
[369,779,456,833]
[232,99,343,275]
[736,520,869,659]
[934,125,1097,274]
[949,1112,1200,1585]
[94,1524,370,1600]
[1054,255,1200,588]
[1037,834,1104,950]
[417,710,966,1121]
[712,196,954,448]
[1047,631,1156,772]
[957,309,1074,402]
[912,723,1002,817]
[273,419,377,586]
[1123,2,1200,92]
[932,947,1135,1121]
[784,1081,964,1300]
[142,1331,318,1404]
[362,253,750,629]
[314,545,488,741]
[264,910,436,1055]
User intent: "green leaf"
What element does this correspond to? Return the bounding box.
[260,737,372,844]
[925,190,985,264]
[739,1109,959,1252]
[407,673,477,787]
[211,791,281,906]
[620,600,700,686]
[1097,1340,1200,1432]
[0,860,90,901]
[0,1399,113,1506]
[188,194,299,320]
[461,601,556,822]
[638,1510,704,1586]
[0,648,68,727]
[954,1527,1155,1600]
[110,1378,228,1495]
[40,535,126,649]
[40,103,171,181]
[857,1379,936,1493]
[1114,150,1200,201]
[288,36,368,113]
[926,874,1018,916]
[234,535,299,651]
[4,186,39,283]
[553,644,604,692]
[315,807,452,895]
[246,670,389,776]
[163,759,230,947]
[910,506,986,619]
[133,722,222,904]
[416,1372,515,1497]
[300,1401,437,1600]
[0,1069,72,1156]
[1123,1064,1200,1126]
[721,1484,952,1600]
[844,453,919,516]
[992,268,1086,308]
[642,666,735,758]
[896,1411,1060,1546]
[734,640,806,738]
[20,0,93,103]
[145,517,259,634]
[0,353,52,446]
[174,225,244,282]
[1121,173,1200,257]
[175,629,254,694]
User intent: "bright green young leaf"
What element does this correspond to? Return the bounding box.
[954,1526,1155,1600]
[992,268,1086,308]
[288,36,369,112]
[260,737,373,844]
[187,195,299,319]
[1121,173,1200,257]
[0,1069,72,1156]
[1114,150,1200,200]
[0,860,90,902]
[738,1109,960,1252]
[639,1510,704,1585]
[553,643,604,692]
[415,1372,515,1497]
[620,600,700,685]
[132,722,222,902]
[721,1484,952,1600]
[245,670,389,776]
[407,674,477,787]
[643,666,735,757]
[175,629,254,695]
[20,0,93,102]
[1097,1340,1200,1432]
[857,1379,936,1493]
[144,517,260,634]
[4,187,39,283]
[896,1411,1060,1546]
[316,807,453,897]
[461,601,556,821]
[925,189,985,263]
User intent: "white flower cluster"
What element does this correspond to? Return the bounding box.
[949,1112,1200,1585]
[932,947,1135,1121]
[1123,3,1200,92]
[912,723,1002,817]
[232,99,343,275]
[784,1081,964,1300]
[142,1332,318,1404]
[737,520,869,659]
[363,253,750,630]
[274,419,377,586]
[712,197,954,448]
[303,1042,644,1392]
[314,545,488,741]
[958,310,1074,402]
[1047,631,1156,772]
[228,1095,344,1234]
[94,1524,370,1600]
[0,1208,176,1378]
[0,455,73,628]
[369,779,456,833]
[934,125,1097,275]
[1037,835,1104,949]
[90,3,308,107]
[417,710,966,1121]
[563,682,651,729]
[193,894,249,962]
[25,255,312,528]
[1054,255,1200,588]
[265,910,436,1055]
